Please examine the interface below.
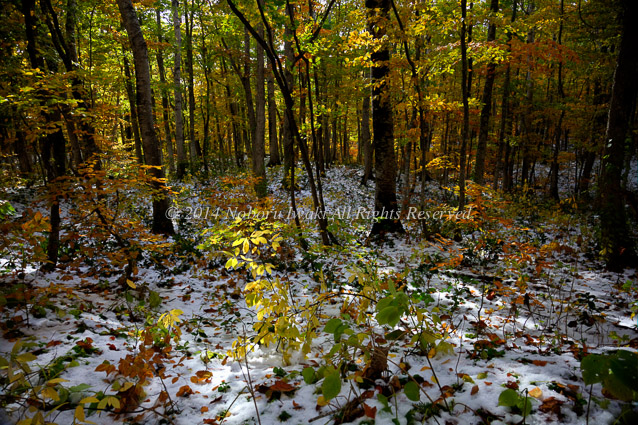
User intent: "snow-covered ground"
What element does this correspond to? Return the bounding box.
[1,165,637,425]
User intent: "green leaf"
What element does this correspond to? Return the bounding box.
[581,354,608,385]
[376,306,400,327]
[518,396,532,417]
[322,371,341,400]
[498,389,519,407]
[302,367,317,384]
[609,350,638,390]
[324,318,342,334]
[69,383,92,392]
[386,329,407,341]
[334,323,350,342]
[149,291,162,309]
[404,380,420,401]
[377,393,391,412]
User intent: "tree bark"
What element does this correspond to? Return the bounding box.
[267,62,281,166]
[117,0,174,235]
[172,0,187,179]
[598,0,638,269]
[185,1,201,168]
[458,0,470,210]
[473,0,498,185]
[367,0,404,236]
[156,10,175,176]
[360,89,373,185]
[122,54,144,164]
[253,19,267,198]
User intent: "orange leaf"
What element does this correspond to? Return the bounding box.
[292,400,303,410]
[471,385,479,395]
[270,380,295,393]
[200,406,209,413]
[532,360,548,367]
[176,385,193,397]
[529,387,543,399]
[363,403,377,418]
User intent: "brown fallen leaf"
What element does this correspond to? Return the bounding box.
[471,385,479,395]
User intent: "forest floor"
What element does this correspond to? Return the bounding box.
[1,165,637,425]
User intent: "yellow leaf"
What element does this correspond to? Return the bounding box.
[42,386,59,402]
[126,280,136,289]
[317,395,329,406]
[529,387,543,398]
[80,396,100,404]
[119,382,134,392]
[97,398,107,410]
[108,396,120,409]
[47,377,69,385]
[75,405,86,422]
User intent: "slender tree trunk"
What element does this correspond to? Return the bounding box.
[598,0,638,269]
[253,19,267,198]
[367,0,403,236]
[122,55,144,164]
[242,28,256,157]
[474,0,498,185]
[494,0,517,191]
[361,89,373,185]
[267,62,280,166]
[549,0,565,200]
[282,26,295,183]
[185,1,200,169]
[156,10,174,175]
[172,0,186,179]
[117,0,174,235]
[458,0,470,209]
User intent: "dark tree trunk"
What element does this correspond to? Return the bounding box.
[253,19,267,198]
[172,0,187,179]
[549,0,566,200]
[361,91,373,185]
[185,1,201,168]
[123,55,144,164]
[598,0,638,269]
[156,10,174,175]
[474,0,498,185]
[494,0,517,191]
[458,0,470,209]
[267,63,281,166]
[282,26,295,181]
[242,27,256,157]
[117,0,174,235]
[22,0,66,271]
[367,0,404,236]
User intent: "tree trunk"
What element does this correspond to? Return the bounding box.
[172,0,187,179]
[281,26,295,183]
[458,0,470,210]
[361,90,373,185]
[156,10,175,176]
[494,0,517,191]
[122,54,144,164]
[117,0,174,235]
[598,0,638,269]
[253,20,267,198]
[549,0,565,200]
[474,0,498,185]
[267,62,281,166]
[367,0,404,236]
[184,1,200,169]
[242,27,256,158]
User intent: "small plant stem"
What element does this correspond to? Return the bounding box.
[585,384,594,425]
[425,352,451,412]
